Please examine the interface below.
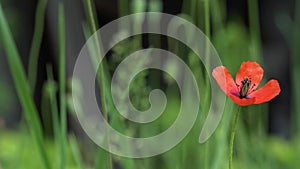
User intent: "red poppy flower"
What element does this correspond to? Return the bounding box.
[212,61,281,106]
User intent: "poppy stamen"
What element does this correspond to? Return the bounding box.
[249,83,256,93]
[239,78,251,98]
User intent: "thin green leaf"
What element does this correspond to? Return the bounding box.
[58,3,67,169]
[0,3,51,169]
[28,0,47,93]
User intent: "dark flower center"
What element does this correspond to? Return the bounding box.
[239,78,252,98]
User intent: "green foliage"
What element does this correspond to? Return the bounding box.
[0,0,299,169]
[0,3,51,169]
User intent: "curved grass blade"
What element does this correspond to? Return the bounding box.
[28,0,48,93]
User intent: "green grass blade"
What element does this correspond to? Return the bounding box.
[28,0,48,93]
[247,0,262,60]
[292,0,300,135]
[203,1,211,168]
[118,0,129,17]
[46,64,62,167]
[58,3,67,169]
[81,0,113,168]
[69,134,84,169]
[0,3,51,169]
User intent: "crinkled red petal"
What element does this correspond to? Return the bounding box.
[248,79,281,104]
[235,61,264,91]
[212,66,238,95]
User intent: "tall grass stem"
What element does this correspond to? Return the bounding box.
[58,3,67,169]
[0,3,51,169]
[28,0,47,93]
[203,1,211,168]
[291,0,300,135]
[247,0,262,59]
[85,0,112,168]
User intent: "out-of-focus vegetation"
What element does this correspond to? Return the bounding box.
[0,0,300,168]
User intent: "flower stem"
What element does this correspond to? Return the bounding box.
[229,106,241,169]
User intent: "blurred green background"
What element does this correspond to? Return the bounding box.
[0,0,300,168]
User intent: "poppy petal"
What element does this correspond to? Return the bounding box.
[212,66,238,95]
[248,79,281,104]
[235,61,264,90]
